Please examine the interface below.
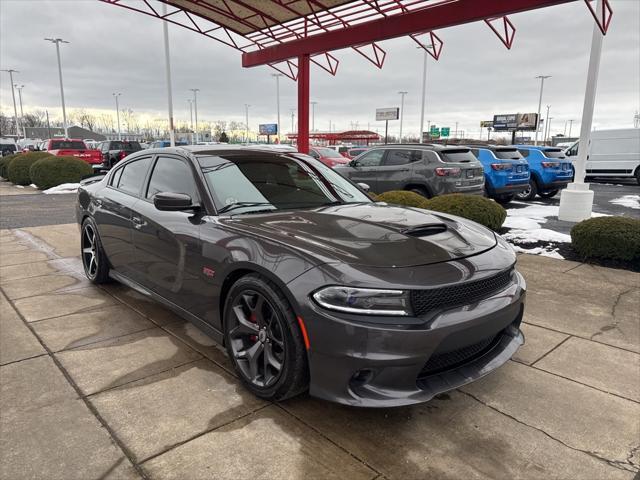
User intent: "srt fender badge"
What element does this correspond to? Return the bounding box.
[202,267,216,278]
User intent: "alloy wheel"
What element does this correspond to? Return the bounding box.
[228,290,286,388]
[516,184,532,200]
[82,223,98,278]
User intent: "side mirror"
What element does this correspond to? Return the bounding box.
[357,182,370,192]
[350,159,359,168]
[153,192,196,211]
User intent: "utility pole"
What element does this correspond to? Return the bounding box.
[534,75,551,146]
[245,104,250,142]
[15,84,26,139]
[398,91,407,142]
[189,88,199,143]
[272,74,283,139]
[310,101,317,131]
[112,93,121,140]
[418,45,433,143]
[160,2,175,146]
[187,99,193,144]
[544,105,551,145]
[44,38,70,138]
[2,69,21,139]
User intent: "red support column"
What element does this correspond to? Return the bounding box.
[297,54,310,154]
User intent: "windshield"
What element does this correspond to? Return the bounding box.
[494,149,523,160]
[314,147,344,159]
[51,140,86,150]
[439,149,476,163]
[111,141,141,151]
[542,149,566,159]
[199,153,371,214]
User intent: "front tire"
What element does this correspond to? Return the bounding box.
[224,274,309,401]
[515,179,538,201]
[81,218,110,284]
[538,189,559,199]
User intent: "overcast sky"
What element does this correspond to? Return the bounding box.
[1,0,639,139]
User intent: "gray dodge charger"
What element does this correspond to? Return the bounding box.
[76,146,525,407]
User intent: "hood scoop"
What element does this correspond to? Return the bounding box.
[400,223,448,237]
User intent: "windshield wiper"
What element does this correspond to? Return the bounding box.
[217,202,274,214]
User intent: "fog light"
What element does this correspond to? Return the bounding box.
[350,368,374,387]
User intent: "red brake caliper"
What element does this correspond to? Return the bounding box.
[249,313,258,342]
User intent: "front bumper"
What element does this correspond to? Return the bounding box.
[289,249,526,407]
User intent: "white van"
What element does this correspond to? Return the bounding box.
[0,137,17,157]
[565,128,640,184]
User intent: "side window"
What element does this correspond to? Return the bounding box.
[146,156,198,200]
[309,149,320,159]
[117,157,152,196]
[384,149,413,166]
[423,150,439,163]
[357,149,385,167]
[518,149,530,158]
[110,167,123,187]
[470,148,480,157]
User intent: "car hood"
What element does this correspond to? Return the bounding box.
[219,203,496,267]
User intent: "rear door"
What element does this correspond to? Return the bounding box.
[376,148,420,193]
[130,154,204,311]
[93,155,153,277]
[348,149,385,191]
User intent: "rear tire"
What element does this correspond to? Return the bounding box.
[81,218,110,284]
[515,179,538,201]
[538,189,559,199]
[408,186,431,199]
[224,274,309,401]
[494,194,514,205]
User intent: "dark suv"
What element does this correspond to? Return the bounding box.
[334,144,484,197]
[98,140,143,168]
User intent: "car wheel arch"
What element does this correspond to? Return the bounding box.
[404,183,433,198]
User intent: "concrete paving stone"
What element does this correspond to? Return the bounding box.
[461,361,640,469]
[12,286,117,322]
[0,250,49,267]
[513,323,569,365]
[102,283,183,326]
[565,263,640,288]
[163,320,234,372]
[1,399,139,480]
[142,404,377,480]
[516,253,581,275]
[90,358,266,462]
[0,242,30,253]
[23,223,80,258]
[0,259,59,282]
[282,391,631,480]
[56,327,202,395]
[534,336,640,402]
[0,355,76,414]
[31,303,156,352]
[1,272,91,299]
[0,291,45,365]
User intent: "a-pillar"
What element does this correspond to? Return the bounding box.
[297,54,310,154]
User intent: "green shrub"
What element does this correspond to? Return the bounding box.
[376,190,430,209]
[0,154,18,178]
[30,155,93,190]
[571,216,640,263]
[424,194,507,231]
[6,152,52,185]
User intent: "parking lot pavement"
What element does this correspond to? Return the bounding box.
[0,223,638,480]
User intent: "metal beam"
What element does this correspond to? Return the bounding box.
[243,0,576,67]
[297,54,310,154]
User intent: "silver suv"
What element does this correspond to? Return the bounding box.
[334,144,484,197]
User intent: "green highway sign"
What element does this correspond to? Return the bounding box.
[441,127,450,137]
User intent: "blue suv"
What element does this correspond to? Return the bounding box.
[468,146,530,204]
[514,145,573,200]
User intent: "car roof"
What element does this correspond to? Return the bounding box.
[513,144,562,151]
[366,144,471,152]
[465,144,519,151]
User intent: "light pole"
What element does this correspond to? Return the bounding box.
[546,117,554,144]
[1,69,21,139]
[455,121,459,139]
[187,99,193,144]
[44,38,70,138]
[272,74,283,139]
[543,105,551,144]
[418,45,433,143]
[160,2,175,146]
[534,75,551,145]
[568,119,574,138]
[15,84,26,139]
[112,93,121,140]
[290,108,295,134]
[189,88,199,143]
[398,91,408,142]
[310,101,317,131]
[245,104,250,142]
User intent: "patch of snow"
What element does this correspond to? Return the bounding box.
[15,185,24,189]
[503,216,541,231]
[43,183,80,194]
[511,245,564,260]
[503,228,571,244]
[29,183,37,189]
[610,195,640,210]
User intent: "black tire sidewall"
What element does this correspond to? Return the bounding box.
[81,217,109,283]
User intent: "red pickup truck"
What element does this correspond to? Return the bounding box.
[42,139,102,165]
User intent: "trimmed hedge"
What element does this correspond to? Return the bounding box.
[376,190,430,209]
[0,154,18,178]
[6,152,52,185]
[571,216,640,263]
[30,156,93,190]
[424,194,507,231]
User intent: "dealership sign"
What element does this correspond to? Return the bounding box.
[376,108,400,121]
[259,123,278,135]
[492,113,538,131]
[480,120,494,128]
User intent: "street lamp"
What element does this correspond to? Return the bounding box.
[546,117,554,144]
[112,93,121,140]
[534,75,551,146]
[568,119,575,138]
[544,105,551,144]
[272,73,283,138]
[245,104,250,142]
[44,38,70,138]
[189,88,200,143]
[1,69,21,138]
[398,91,408,142]
[310,101,318,131]
[15,84,26,139]
[290,108,295,134]
[417,45,433,143]
[187,99,193,144]
[161,2,175,146]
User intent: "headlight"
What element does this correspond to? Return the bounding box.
[312,286,411,316]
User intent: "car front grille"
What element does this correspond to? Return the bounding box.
[410,268,514,316]
[417,331,502,378]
